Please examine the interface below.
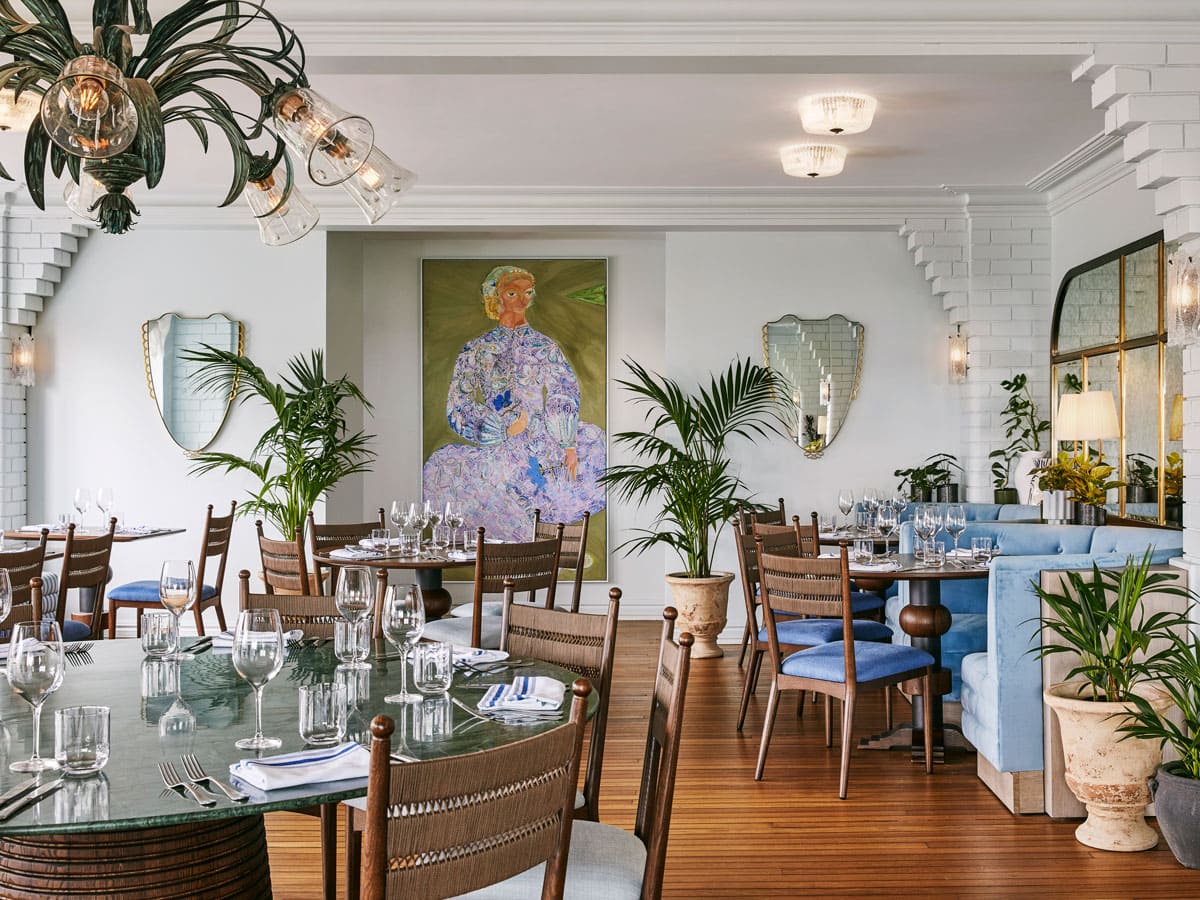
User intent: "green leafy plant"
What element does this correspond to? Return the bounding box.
[895,453,960,500]
[1125,453,1158,490]
[1034,451,1124,505]
[184,346,375,540]
[1164,451,1183,500]
[1122,630,1200,779]
[1032,548,1189,702]
[600,358,787,578]
[988,373,1050,489]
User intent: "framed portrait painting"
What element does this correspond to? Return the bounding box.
[421,258,608,580]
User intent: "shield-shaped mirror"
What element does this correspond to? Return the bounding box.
[763,314,864,458]
[142,313,244,453]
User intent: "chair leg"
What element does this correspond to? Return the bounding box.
[737,621,752,668]
[795,690,805,719]
[214,599,227,633]
[107,604,118,640]
[922,672,934,775]
[838,690,857,800]
[884,684,893,730]
[320,802,336,900]
[193,604,206,637]
[754,680,783,781]
[737,648,762,731]
[749,649,764,696]
[824,694,833,747]
[345,807,361,900]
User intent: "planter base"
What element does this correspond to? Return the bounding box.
[664,572,734,660]
[1073,803,1158,852]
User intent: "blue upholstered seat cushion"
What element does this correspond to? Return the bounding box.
[760,617,892,645]
[62,619,92,641]
[781,641,933,683]
[850,591,884,614]
[108,581,218,603]
[421,616,502,650]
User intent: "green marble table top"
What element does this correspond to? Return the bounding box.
[0,638,594,835]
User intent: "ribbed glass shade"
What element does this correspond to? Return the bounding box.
[780,144,846,178]
[243,165,320,246]
[948,332,968,383]
[340,148,417,224]
[0,88,40,132]
[41,56,138,159]
[272,87,374,186]
[64,172,132,222]
[1169,254,1200,345]
[799,93,878,135]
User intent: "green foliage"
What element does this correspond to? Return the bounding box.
[1031,548,1189,702]
[894,453,960,499]
[1033,450,1124,505]
[184,346,375,540]
[1125,453,1158,490]
[599,358,787,578]
[565,284,606,306]
[1121,630,1200,780]
[1164,451,1183,499]
[988,373,1050,488]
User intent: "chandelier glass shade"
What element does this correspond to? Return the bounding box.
[0,1,416,243]
[779,143,847,178]
[799,93,878,135]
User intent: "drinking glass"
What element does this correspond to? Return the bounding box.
[411,504,431,557]
[54,705,110,776]
[381,584,425,704]
[0,569,11,623]
[837,488,854,529]
[158,695,196,756]
[398,530,420,558]
[159,559,196,660]
[924,540,946,568]
[445,503,465,547]
[370,527,392,554]
[852,539,875,565]
[425,499,442,530]
[73,488,91,530]
[945,504,967,555]
[463,528,479,552]
[231,608,285,750]
[877,505,897,556]
[971,536,994,564]
[413,641,453,695]
[413,694,454,743]
[389,500,408,532]
[96,487,115,524]
[912,505,933,559]
[140,610,178,658]
[335,566,373,623]
[334,617,371,669]
[298,683,348,747]
[8,620,65,772]
[430,524,451,554]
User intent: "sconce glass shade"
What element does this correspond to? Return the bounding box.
[243,164,321,246]
[40,56,138,159]
[799,93,878,135]
[780,144,846,178]
[12,333,34,387]
[64,171,132,222]
[1057,390,1119,441]
[340,147,417,224]
[272,87,374,186]
[948,332,968,383]
[1169,253,1200,345]
[0,88,40,131]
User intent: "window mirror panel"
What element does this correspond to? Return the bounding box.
[1165,343,1183,525]
[1056,259,1119,353]
[142,313,244,453]
[763,314,864,457]
[1122,345,1159,519]
[1124,243,1161,340]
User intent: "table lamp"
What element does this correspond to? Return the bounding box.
[1057,390,1120,459]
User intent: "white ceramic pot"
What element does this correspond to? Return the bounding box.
[1042,489,1069,524]
[664,572,735,659]
[1014,450,1046,505]
[1044,681,1173,851]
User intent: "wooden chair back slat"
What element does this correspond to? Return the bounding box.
[533,509,591,613]
[307,508,386,593]
[0,531,47,616]
[194,502,236,634]
[256,521,312,596]
[238,570,339,637]
[737,497,787,530]
[59,520,117,639]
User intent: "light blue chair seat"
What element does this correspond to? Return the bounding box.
[422,615,502,650]
[781,641,933,683]
[108,581,218,603]
[760,617,892,645]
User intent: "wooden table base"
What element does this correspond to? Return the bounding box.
[0,814,272,898]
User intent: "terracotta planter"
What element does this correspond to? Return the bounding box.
[664,572,734,660]
[1044,681,1172,851]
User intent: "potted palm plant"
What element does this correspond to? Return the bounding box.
[1034,549,1187,851]
[184,347,376,542]
[600,357,786,658]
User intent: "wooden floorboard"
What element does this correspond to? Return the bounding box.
[265,620,1200,898]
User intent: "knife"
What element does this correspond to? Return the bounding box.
[0,776,40,813]
[0,779,64,822]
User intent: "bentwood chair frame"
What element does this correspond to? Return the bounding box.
[466,526,563,648]
[533,509,590,613]
[59,519,117,640]
[0,530,48,627]
[736,496,787,531]
[754,545,933,798]
[307,508,386,594]
[18,577,45,632]
[360,683,591,900]
[257,521,312,596]
[500,582,620,822]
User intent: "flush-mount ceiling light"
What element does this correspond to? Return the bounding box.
[799,93,878,135]
[780,144,846,178]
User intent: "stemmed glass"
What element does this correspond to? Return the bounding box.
[0,569,11,622]
[73,488,91,530]
[389,500,407,533]
[414,503,432,558]
[231,608,285,750]
[381,584,425,705]
[445,502,465,548]
[912,505,934,560]
[837,488,854,531]
[159,560,196,660]
[877,504,898,557]
[946,504,967,557]
[8,621,65,772]
[335,566,373,624]
[96,487,115,528]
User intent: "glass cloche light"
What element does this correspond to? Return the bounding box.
[799,93,878,135]
[243,163,321,246]
[780,144,847,179]
[272,87,375,186]
[340,148,418,224]
[40,56,138,159]
[63,171,132,222]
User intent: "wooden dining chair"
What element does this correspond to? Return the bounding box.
[0,530,48,627]
[108,502,236,638]
[58,519,117,641]
[257,521,312,595]
[2,575,44,638]
[307,508,386,594]
[500,582,620,822]
[237,570,339,637]
[533,509,590,613]
[754,545,935,798]
[733,515,812,668]
[736,496,786,530]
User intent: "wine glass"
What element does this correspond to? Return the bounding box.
[445,502,465,547]
[159,560,196,661]
[96,487,115,526]
[73,488,91,530]
[912,505,934,559]
[876,504,897,557]
[336,566,373,624]
[8,620,65,772]
[389,500,407,532]
[232,608,285,750]
[381,584,425,705]
[414,504,432,557]
[837,488,854,530]
[946,504,967,556]
[0,569,11,623]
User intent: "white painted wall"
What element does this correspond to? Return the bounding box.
[28,229,327,633]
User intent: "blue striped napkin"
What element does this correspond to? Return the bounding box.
[477,676,565,712]
[228,741,370,791]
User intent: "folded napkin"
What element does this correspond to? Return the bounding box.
[329,547,383,560]
[947,548,974,558]
[447,550,476,562]
[478,676,565,712]
[19,523,58,532]
[453,648,508,666]
[358,537,401,550]
[212,629,303,654]
[228,741,370,792]
[849,560,902,573]
[0,637,40,663]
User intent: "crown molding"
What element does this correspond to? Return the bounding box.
[1038,139,1131,216]
[941,185,1049,218]
[1026,132,1125,193]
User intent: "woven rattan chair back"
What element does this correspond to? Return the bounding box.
[193,502,236,633]
[257,521,312,595]
[2,576,44,638]
[736,497,786,530]
[533,510,590,613]
[59,519,117,639]
[361,682,591,900]
[0,530,47,622]
[467,527,562,647]
[238,570,339,638]
[501,584,619,822]
[307,508,386,594]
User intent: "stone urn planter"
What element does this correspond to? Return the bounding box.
[665,572,734,660]
[1149,762,1200,869]
[1044,681,1172,851]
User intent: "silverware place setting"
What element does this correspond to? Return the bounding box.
[158,760,218,808]
[180,753,248,803]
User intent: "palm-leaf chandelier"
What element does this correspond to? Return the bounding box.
[0,1,417,245]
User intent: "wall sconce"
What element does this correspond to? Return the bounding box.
[1168,251,1199,345]
[948,326,968,383]
[11,333,34,387]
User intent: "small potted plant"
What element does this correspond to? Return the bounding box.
[1124,453,1158,504]
[1070,454,1124,526]
[1035,549,1187,851]
[1164,451,1183,526]
[988,373,1050,504]
[1033,452,1076,523]
[895,453,961,502]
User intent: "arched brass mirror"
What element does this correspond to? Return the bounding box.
[763,314,864,458]
[142,313,244,453]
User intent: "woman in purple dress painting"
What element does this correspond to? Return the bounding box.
[422,265,606,540]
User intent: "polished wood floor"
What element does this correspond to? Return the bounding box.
[265,621,1200,898]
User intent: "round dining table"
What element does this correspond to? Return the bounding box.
[312,550,475,620]
[0,638,593,898]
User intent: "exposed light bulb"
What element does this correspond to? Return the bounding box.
[243,162,320,246]
[68,77,109,121]
[272,87,374,186]
[41,56,137,159]
[340,147,416,224]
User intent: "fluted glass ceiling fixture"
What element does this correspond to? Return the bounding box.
[799,93,878,135]
[0,1,417,243]
[780,144,846,179]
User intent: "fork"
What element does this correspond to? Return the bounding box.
[158,761,217,807]
[63,642,94,655]
[181,753,248,802]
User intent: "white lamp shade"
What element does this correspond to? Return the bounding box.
[799,93,877,135]
[780,144,846,178]
[1057,390,1119,441]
